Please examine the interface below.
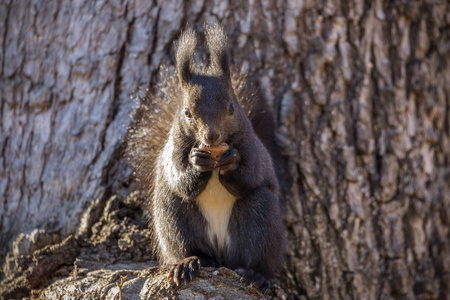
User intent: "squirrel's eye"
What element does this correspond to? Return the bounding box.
[228,103,235,115]
[184,107,192,118]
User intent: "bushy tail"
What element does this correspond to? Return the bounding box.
[232,71,277,152]
[126,68,180,198]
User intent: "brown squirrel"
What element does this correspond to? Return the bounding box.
[127,24,285,291]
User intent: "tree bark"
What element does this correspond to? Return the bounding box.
[1,0,449,299]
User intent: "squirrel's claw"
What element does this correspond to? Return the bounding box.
[168,256,202,286]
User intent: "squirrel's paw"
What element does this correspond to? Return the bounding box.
[234,268,272,293]
[189,148,216,172]
[168,256,202,286]
[216,147,240,175]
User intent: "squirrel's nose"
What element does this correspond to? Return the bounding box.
[204,130,221,146]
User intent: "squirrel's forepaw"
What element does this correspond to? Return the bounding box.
[168,256,202,286]
[189,148,216,172]
[216,147,240,174]
[234,268,272,293]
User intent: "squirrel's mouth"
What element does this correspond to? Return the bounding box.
[198,142,229,149]
[198,143,210,148]
[197,139,228,148]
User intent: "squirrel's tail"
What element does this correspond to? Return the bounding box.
[232,71,277,152]
[126,68,179,198]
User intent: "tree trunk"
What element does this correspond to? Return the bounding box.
[1,0,449,299]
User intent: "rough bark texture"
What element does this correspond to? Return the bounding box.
[1,0,449,299]
[41,266,277,300]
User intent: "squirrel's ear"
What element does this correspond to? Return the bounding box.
[205,24,231,83]
[176,28,197,87]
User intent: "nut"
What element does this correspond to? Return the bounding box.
[200,143,229,158]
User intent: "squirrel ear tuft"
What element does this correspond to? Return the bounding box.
[176,28,197,87]
[205,24,231,82]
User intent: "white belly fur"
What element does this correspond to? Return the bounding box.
[196,170,236,250]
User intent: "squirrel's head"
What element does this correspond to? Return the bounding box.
[175,25,242,146]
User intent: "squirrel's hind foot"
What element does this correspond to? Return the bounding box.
[234,268,273,293]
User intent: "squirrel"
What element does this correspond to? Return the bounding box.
[127,24,285,291]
